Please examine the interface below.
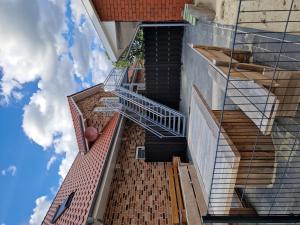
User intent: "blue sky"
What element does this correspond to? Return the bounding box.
[0,1,112,224]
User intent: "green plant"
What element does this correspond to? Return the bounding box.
[114,29,144,68]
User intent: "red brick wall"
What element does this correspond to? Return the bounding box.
[42,114,120,225]
[92,0,192,22]
[104,122,173,224]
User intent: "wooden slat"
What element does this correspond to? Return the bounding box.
[187,165,208,216]
[194,47,239,66]
[167,166,180,225]
[178,166,202,225]
[237,64,300,117]
[229,207,257,215]
[241,71,280,88]
[209,50,238,66]
[173,157,181,170]
[237,63,273,72]
[213,109,276,187]
[208,65,279,135]
[173,162,186,223]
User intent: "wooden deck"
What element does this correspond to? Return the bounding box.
[191,44,300,135]
[188,85,276,215]
[167,157,207,225]
[213,110,276,186]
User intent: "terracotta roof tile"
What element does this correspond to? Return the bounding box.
[42,113,120,225]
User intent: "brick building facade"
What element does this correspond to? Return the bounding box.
[42,84,177,225]
[42,85,121,225]
[91,0,192,21]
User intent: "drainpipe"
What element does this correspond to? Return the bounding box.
[87,217,105,225]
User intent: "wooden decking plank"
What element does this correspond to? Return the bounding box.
[208,65,278,135]
[209,50,238,66]
[167,166,180,225]
[178,165,202,225]
[187,165,208,216]
[173,166,186,223]
[241,71,280,88]
[230,207,257,215]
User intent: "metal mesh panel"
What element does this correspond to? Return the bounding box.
[206,0,300,223]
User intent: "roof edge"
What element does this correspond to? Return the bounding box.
[87,114,124,222]
[82,0,118,62]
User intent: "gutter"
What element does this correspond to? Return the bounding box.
[86,115,124,224]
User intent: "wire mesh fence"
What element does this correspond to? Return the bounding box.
[207,0,300,221]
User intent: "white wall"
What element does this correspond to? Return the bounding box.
[187,86,240,214]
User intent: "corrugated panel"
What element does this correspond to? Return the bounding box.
[144,26,186,162]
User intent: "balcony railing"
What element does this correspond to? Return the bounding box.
[100,67,186,138]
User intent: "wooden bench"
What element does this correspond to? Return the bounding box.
[190,44,252,64]
[168,157,207,225]
[167,157,187,225]
[178,164,207,225]
[213,110,276,186]
[190,44,300,134]
[236,63,300,117]
[188,85,276,214]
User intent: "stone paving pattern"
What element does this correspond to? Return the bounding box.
[103,121,173,225]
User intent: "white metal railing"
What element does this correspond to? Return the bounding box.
[102,68,186,138]
[115,87,186,137]
[103,67,127,92]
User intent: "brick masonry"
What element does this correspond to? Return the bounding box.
[76,91,115,133]
[42,114,120,225]
[92,0,192,22]
[103,121,173,225]
[68,88,115,153]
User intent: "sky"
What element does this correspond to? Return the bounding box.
[0,1,112,225]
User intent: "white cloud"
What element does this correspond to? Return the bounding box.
[0,0,112,222]
[70,9,112,83]
[0,0,98,180]
[29,196,51,225]
[0,0,67,101]
[46,156,57,170]
[1,165,17,176]
[0,0,114,192]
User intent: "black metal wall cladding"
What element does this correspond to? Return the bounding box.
[143,26,186,162]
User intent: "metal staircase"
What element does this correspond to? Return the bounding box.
[98,68,186,138]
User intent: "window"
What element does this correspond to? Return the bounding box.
[51,192,75,224]
[135,146,145,160]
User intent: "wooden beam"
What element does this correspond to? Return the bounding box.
[167,166,180,225]
[208,65,279,135]
[188,165,208,216]
[173,162,186,223]
[178,165,202,225]
[229,208,257,215]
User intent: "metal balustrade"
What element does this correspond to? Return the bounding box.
[103,67,128,92]
[100,67,186,138]
[202,0,300,223]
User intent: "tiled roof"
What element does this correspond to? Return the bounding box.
[68,96,87,154]
[42,113,120,225]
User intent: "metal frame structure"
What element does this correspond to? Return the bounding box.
[205,0,300,223]
[102,67,186,138]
